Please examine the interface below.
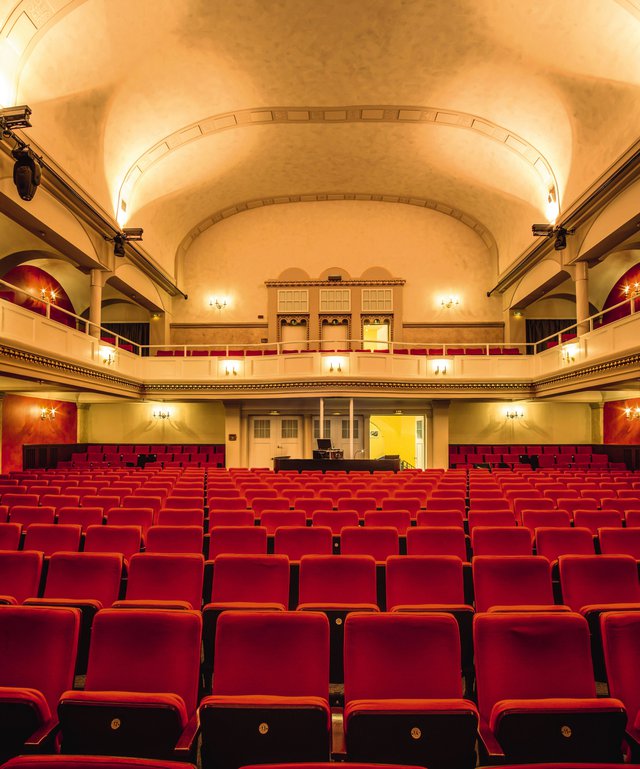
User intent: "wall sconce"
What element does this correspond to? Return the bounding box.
[505,406,524,420]
[40,406,56,420]
[545,186,559,224]
[224,361,239,376]
[326,356,344,374]
[39,287,56,302]
[622,281,640,299]
[624,406,640,421]
[209,296,227,310]
[440,295,460,309]
[561,343,578,365]
[100,346,116,365]
[152,407,171,420]
[432,359,448,375]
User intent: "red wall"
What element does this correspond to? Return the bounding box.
[604,397,640,445]
[1,394,77,473]
[1,265,76,328]
[600,262,640,326]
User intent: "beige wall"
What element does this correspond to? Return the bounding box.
[85,401,226,444]
[449,401,593,445]
[175,201,502,344]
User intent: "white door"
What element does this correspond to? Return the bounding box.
[415,416,425,469]
[312,416,364,458]
[249,416,303,467]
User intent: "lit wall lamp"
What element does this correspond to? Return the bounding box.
[327,357,344,373]
[505,406,524,420]
[561,343,578,365]
[224,361,239,376]
[100,346,116,366]
[622,281,640,299]
[545,187,559,224]
[432,359,448,375]
[440,295,460,309]
[624,406,640,421]
[39,287,57,302]
[152,407,171,420]
[40,406,56,421]
[209,296,227,310]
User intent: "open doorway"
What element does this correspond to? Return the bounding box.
[369,414,425,469]
[362,320,389,350]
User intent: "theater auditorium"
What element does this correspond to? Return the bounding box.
[0,1,639,768]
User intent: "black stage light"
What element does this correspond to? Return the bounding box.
[12,148,41,201]
[113,234,126,257]
[554,228,568,251]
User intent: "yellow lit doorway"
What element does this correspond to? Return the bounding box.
[369,414,425,469]
[363,321,389,351]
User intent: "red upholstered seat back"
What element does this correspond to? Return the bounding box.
[298,554,377,605]
[473,555,555,612]
[126,553,204,609]
[386,555,465,607]
[211,553,290,604]
[559,554,640,610]
[43,552,123,607]
[212,610,329,699]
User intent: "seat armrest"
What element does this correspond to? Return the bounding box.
[174,711,200,762]
[477,719,505,761]
[22,718,60,753]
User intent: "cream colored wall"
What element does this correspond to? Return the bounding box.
[85,401,226,444]
[176,201,502,343]
[449,401,593,445]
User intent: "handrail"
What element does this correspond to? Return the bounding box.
[1,276,637,358]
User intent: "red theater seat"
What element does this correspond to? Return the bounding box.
[340,526,400,562]
[113,552,204,610]
[474,611,626,763]
[58,608,201,759]
[344,611,478,769]
[84,524,142,562]
[146,525,204,555]
[199,611,331,769]
[274,526,333,561]
[407,526,467,560]
[209,526,268,558]
[473,556,560,613]
[471,526,532,556]
[23,523,82,556]
[0,605,80,762]
[0,550,44,604]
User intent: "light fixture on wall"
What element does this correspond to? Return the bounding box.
[623,406,640,421]
[328,356,343,373]
[432,359,448,375]
[39,287,56,303]
[621,281,640,299]
[100,346,116,365]
[209,296,227,311]
[440,295,460,309]
[505,406,524,420]
[531,223,574,251]
[561,343,578,365]
[545,187,559,224]
[152,406,171,420]
[40,406,56,421]
[224,361,239,376]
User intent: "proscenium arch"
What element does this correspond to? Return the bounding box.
[116,104,560,226]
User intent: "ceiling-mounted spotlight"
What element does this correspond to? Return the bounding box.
[531,223,574,252]
[11,147,41,201]
[0,105,32,133]
[106,227,144,257]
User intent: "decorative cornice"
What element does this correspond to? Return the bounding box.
[535,352,640,389]
[0,344,141,394]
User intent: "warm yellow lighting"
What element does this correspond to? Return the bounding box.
[561,343,578,365]
[621,281,640,299]
[440,295,460,309]
[39,287,56,302]
[209,296,228,310]
[100,346,116,365]
[224,361,240,376]
[326,356,344,373]
[545,187,559,224]
[504,406,524,420]
[40,406,56,421]
[152,406,171,420]
[623,406,640,421]
[432,359,448,375]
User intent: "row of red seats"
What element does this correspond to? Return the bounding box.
[0,603,637,766]
[154,346,523,356]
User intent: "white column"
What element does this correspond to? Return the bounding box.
[89,269,105,338]
[575,261,590,336]
[349,397,354,459]
[319,398,324,438]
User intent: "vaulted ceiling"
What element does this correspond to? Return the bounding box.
[1,0,640,277]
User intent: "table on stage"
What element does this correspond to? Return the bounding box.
[272,457,400,473]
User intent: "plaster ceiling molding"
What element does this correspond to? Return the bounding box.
[116,104,559,230]
[0,0,82,105]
